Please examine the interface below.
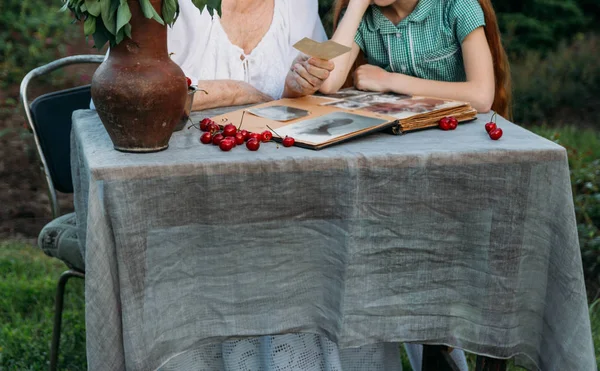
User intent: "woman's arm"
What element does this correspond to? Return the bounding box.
[319,0,370,94]
[354,28,495,112]
[192,80,273,111]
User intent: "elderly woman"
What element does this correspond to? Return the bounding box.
[168,0,334,110]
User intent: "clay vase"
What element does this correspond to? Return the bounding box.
[91,0,187,152]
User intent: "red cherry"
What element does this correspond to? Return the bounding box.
[248,132,261,142]
[219,138,234,151]
[438,117,452,131]
[485,122,497,133]
[448,117,458,130]
[246,138,260,151]
[282,136,295,147]
[223,124,237,137]
[212,133,224,145]
[208,123,220,133]
[261,130,273,142]
[489,128,503,140]
[239,130,249,141]
[224,136,236,147]
[200,132,213,144]
[186,77,192,87]
[200,118,212,131]
[234,132,245,145]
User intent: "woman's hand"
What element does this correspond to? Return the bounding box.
[353,64,391,92]
[284,54,335,98]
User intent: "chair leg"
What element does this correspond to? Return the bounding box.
[475,355,507,371]
[50,269,85,371]
[422,345,460,371]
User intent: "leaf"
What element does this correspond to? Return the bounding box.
[101,0,117,35]
[92,19,112,49]
[115,28,125,44]
[124,23,132,38]
[84,0,101,16]
[138,0,164,25]
[207,0,222,16]
[84,15,97,35]
[162,0,178,26]
[116,1,132,34]
[191,0,221,17]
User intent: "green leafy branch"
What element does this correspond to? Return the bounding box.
[60,0,221,49]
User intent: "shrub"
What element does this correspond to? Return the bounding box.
[511,33,600,127]
[0,0,78,89]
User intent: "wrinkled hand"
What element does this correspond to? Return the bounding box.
[354,64,390,92]
[286,54,335,97]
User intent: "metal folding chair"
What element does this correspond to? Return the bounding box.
[20,54,104,371]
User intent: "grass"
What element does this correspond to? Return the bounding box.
[0,241,86,371]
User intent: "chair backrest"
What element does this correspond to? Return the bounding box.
[20,55,105,218]
[30,85,93,194]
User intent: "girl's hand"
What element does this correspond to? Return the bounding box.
[353,64,391,92]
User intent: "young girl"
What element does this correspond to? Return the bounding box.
[320,0,511,118]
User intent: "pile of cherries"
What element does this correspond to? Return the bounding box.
[197,118,295,151]
[438,116,458,131]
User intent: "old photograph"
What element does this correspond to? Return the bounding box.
[276,111,388,144]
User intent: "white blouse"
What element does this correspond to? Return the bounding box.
[168,0,327,99]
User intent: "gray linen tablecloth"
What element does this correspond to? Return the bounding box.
[71,108,596,371]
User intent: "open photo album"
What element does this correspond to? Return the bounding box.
[210,89,478,150]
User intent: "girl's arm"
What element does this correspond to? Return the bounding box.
[354,27,495,112]
[319,0,371,94]
[192,80,272,111]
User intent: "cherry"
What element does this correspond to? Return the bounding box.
[485,122,497,133]
[224,137,236,147]
[239,130,250,141]
[448,117,458,130]
[282,136,295,147]
[208,123,220,133]
[438,117,452,131]
[489,128,503,140]
[186,77,192,87]
[223,124,237,137]
[246,138,260,151]
[212,133,224,145]
[219,138,234,151]
[200,118,212,131]
[261,130,273,142]
[234,132,245,145]
[248,132,261,142]
[200,132,213,144]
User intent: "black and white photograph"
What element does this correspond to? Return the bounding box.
[346,92,412,104]
[322,99,372,110]
[318,88,375,100]
[276,111,388,144]
[364,97,462,119]
[247,105,310,121]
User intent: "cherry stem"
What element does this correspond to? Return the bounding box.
[265,125,283,139]
[491,112,497,123]
[238,111,246,130]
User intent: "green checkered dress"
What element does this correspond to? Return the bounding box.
[354,0,485,82]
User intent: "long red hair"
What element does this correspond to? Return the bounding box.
[332,0,512,118]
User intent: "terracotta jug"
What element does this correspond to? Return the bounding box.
[91,0,187,152]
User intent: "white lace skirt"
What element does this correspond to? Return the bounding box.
[158,334,469,371]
